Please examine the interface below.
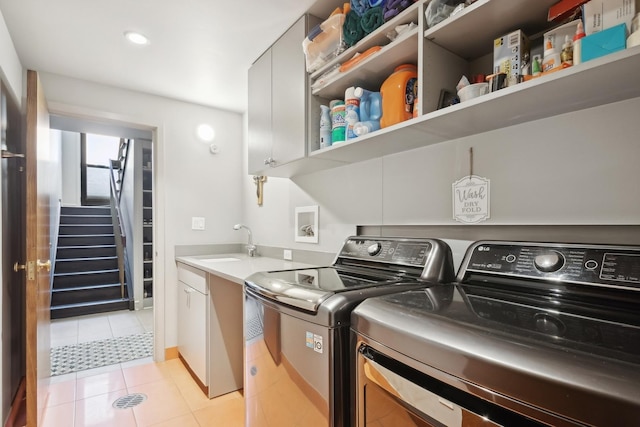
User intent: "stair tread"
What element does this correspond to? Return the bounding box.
[56,256,118,262]
[54,269,119,277]
[58,234,115,237]
[60,213,111,218]
[60,224,113,227]
[51,298,129,310]
[57,244,116,249]
[60,209,110,213]
[51,283,121,293]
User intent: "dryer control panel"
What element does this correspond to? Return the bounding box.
[461,242,640,290]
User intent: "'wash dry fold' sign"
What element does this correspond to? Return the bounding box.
[452,175,490,224]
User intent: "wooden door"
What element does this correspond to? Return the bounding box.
[25,70,51,427]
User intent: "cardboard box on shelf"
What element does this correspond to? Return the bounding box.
[582,0,636,35]
[493,30,530,83]
[582,22,627,61]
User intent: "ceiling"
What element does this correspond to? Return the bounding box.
[0,0,327,113]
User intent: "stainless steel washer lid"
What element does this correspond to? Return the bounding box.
[244,236,455,313]
[245,266,401,312]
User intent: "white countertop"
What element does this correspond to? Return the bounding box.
[175,253,318,285]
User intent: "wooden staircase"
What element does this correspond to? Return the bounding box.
[51,205,130,319]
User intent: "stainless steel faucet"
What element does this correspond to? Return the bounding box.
[233,224,257,257]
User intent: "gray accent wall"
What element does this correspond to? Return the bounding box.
[242,96,640,253]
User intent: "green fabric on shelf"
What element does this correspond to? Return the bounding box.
[343,10,364,47]
[361,7,384,34]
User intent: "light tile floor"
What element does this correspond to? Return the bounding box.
[50,309,154,349]
[44,309,245,427]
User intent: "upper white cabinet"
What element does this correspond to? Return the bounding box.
[248,15,346,177]
[247,48,272,174]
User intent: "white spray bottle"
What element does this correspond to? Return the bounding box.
[344,86,361,140]
[320,105,332,148]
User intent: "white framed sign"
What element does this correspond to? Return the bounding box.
[295,205,319,243]
[452,175,490,224]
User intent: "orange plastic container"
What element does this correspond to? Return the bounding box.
[380,64,417,129]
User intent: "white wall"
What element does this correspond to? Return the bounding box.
[39,72,245,355]
[243,96,640,253]
[0,10,21,107]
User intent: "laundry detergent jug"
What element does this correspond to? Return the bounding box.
[380,64,417,129]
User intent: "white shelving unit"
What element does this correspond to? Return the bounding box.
[311,1,422,98]
[305,0,640,165]
[312,27,420,99]
[141,145,153,308]
[423,0,555,59]
[247,0,640,177]
[311,45,640,163]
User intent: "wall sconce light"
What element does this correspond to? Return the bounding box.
[196,123,218,154]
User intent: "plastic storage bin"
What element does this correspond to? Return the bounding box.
[303,13,345,73]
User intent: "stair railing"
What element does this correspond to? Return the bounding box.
[109,160,127,300]
[116,139,131,204]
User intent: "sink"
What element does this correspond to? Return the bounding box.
[196,257,241,263]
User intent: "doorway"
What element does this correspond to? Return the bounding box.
[49,118,157,378]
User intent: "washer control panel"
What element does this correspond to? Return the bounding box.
[339,237,432,267]
[463,242,640,289]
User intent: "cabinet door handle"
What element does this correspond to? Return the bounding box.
[264,157,275,167]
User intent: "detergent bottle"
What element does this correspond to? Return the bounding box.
[352,87,381,136]
[344,87,360,140]
[542,37,560,73]
[380,64,417,129]
[330,100,346,143]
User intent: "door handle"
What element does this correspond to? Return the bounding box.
[14,261,36,280]
[37,259,51,272]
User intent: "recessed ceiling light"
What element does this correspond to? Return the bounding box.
[124,31,149,45]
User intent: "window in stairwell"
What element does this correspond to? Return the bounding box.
[81,133,120,205]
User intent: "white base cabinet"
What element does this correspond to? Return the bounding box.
[177,263,243,398]
[178,277,208,385]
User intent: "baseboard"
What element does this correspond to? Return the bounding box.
[178,353,208,397]
[165,346,179,360]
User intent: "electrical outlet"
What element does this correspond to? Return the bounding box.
[191,217,205,230]
[283,249,292,260]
